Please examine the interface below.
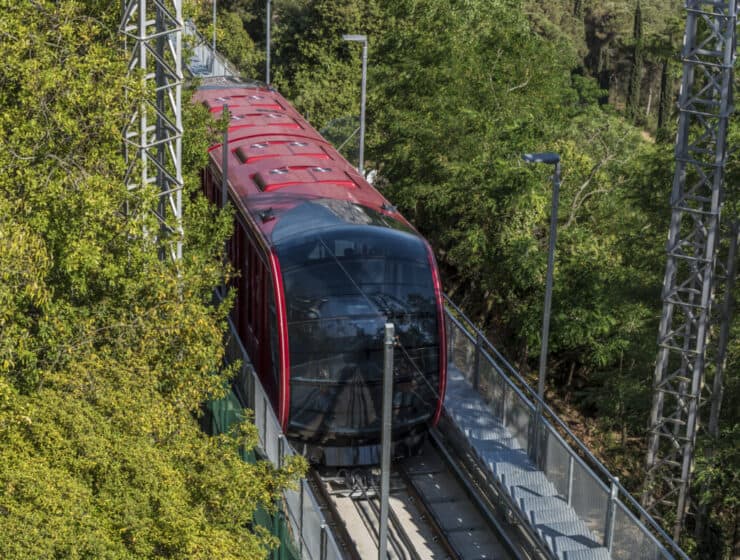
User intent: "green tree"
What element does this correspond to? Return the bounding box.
[367,0,677,482]
[656,58,671,135]
[269,0,382,128]
[626,1,644,122]
[0,1,301,557]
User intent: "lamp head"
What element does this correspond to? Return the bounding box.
[342,34,367,43]
[523,152,560,165]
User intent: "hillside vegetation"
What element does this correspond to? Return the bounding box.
[0,2,302,558]
[202,0,738,556]
[0,0,735,558]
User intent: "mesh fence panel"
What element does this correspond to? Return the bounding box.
[264,409,281,465]
[226,335,251,406]
[478,356,504,418]
[324,530,342,560]
[542,427,571,499]
[283,486,302,552]
[570,458,609,543]
[301,480,323,560]
[448,319,476,379]
[445,313,453,361]
[506,392,532,450]
[611,502,668,560]
[254,391,267,450]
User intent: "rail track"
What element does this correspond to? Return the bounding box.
[309,431,540,559]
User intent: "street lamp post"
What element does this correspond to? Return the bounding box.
[342,34,367,175]
[212,0,217,73]
[522,151,561,460]
[379,323,394,560]
[265,0,271,84]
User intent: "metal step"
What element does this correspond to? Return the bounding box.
[510,485,560,506]
[486,453,537,478]
[562,547,612,560]
[537,519,595,547]
[468,434,521,453]
[454,399,493,413]
[449,407,504,428]
[500,471,558,495]
[550,534,605,559]
[529,507,582,526]
[476,448,532,475]
[517,495,570,514]
[462,425,513,441]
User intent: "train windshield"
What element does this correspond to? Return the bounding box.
[276,225,441,443]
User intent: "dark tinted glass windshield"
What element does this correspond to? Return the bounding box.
[276,225,440,442]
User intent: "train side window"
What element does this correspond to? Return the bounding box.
[236,225,246,336]
[259,265,266,329]
[255,256,262,319]
[246,247,254,326]
[267,281,280,408]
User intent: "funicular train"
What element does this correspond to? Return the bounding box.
[195,76,446,465]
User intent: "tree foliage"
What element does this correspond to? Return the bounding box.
[0,1,301,557]
[269,0,382,128]
[5,0,735,555]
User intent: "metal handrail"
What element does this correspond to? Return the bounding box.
[444,295,689,560]
[224,316,341,560]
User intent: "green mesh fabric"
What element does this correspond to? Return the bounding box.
[206,391,301,560]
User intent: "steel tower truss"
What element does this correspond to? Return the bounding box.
[644,0,737,540]
[120,0,184,261]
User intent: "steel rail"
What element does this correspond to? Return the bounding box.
[348,472,409,560]
[362,478,419,560]
[307,469,363,560]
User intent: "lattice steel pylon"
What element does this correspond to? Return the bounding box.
[120,0,184,262]
[644,0,738,541]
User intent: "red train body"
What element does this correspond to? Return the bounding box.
[195,77,446,465]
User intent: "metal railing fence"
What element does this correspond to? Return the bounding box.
[444,296,688,560]
[183,20,241,78]
[224,317,342,560]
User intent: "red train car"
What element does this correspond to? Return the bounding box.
[195,76,446,465]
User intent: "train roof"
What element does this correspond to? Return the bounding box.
[193,78,413,246]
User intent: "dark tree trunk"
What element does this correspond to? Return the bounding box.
[626,1,644,122]
[597,48,610,105]
[657,59,671,139]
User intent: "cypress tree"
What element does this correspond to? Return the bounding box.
[626,1,644,122]
[657,58,671,140]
